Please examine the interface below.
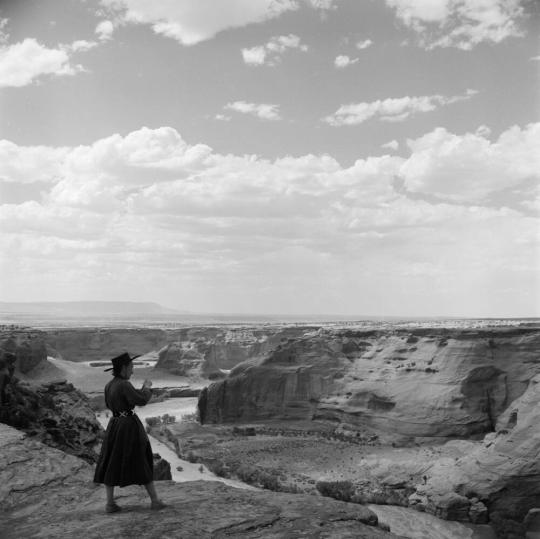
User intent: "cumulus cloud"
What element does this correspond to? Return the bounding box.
[382,140,399,150]
[242,34,308,66]
[69,40,98,52]
[0,38,83,88]
[100,0,299,46]
[224,101,281,121]
[385,0,525,50]
[334,55,358,68]
[399,122,540,204]
[0,140,69,183]
[95,20,114,41]
[356,39,373,49]
[323,89,477,126]
[1,123,538,315]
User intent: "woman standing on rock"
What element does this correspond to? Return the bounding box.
[94,352,166,513]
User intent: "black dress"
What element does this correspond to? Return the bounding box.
[94,377,154,487]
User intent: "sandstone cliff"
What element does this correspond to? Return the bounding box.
[198,327,540,534]
[201,328,540,442]
[155,326,312,376]
[409,372,540,531]
[0,423,402,538]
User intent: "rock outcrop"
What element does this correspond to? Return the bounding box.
[0,327,47,374]
[0,377,103,463]
[0,423,402,539]
[409,372,540,531]
[155,326,313,376]
[201,328,540,443]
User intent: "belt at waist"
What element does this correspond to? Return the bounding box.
[112,410,136,418]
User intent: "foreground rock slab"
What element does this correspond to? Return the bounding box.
[0,424,401,539]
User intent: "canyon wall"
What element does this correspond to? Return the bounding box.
[43,326,313,376]
[44,328,168,362]
[155,326,313,375]
[201,328,540,442]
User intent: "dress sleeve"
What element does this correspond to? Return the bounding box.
[122,380,152,407]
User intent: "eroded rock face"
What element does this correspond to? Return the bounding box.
[155,326,313,376]
[0,377,103,463]
[411,373,540,528]
[0,423,402,539]
[201,328,540,443]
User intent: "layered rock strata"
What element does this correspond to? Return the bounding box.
[198,327,540,531]
[155,326,312,375]
[201,328,540,442]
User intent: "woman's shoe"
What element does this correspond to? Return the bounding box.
[106,502,122,513]
[150,499,166,510]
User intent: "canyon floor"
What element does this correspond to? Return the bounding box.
[153,420,497,539]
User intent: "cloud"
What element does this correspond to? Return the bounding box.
[334,55,358,68]
[0,140,69,183]
[382,140,399,150]
[0,38,83,88]
[242,46,266,65]
[323,89,477,126]
[69,40,99,52]
[1,124,538,315]
[100,0,299,46]
[356,39,373,49]
[224,101,281,121]
[385,0,526,50]
[215,114,232,122]
[95,20,114,41]
[242,34,308,66]
[399,122,540,204]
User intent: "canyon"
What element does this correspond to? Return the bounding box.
[1,321,540,538]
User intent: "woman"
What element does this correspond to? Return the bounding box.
[94,352,166,513]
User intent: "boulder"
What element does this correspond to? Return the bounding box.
[152,453,172,481]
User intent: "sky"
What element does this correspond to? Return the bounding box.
[0,0,539,317]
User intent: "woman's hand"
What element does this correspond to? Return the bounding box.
[142,379,153,389]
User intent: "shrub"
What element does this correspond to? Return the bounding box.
[208,459,230,478]
[259,471,279,491]
[145,416,162,427]
[207,370,227,380]
[316,480,355,502]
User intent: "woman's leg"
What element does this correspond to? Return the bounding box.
[105,485,115,504]
[144,481,158,502]
[145,482,166,509]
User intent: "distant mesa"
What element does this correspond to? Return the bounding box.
[0,301,186,316]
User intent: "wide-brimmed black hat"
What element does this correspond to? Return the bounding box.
[104,352,141,372]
